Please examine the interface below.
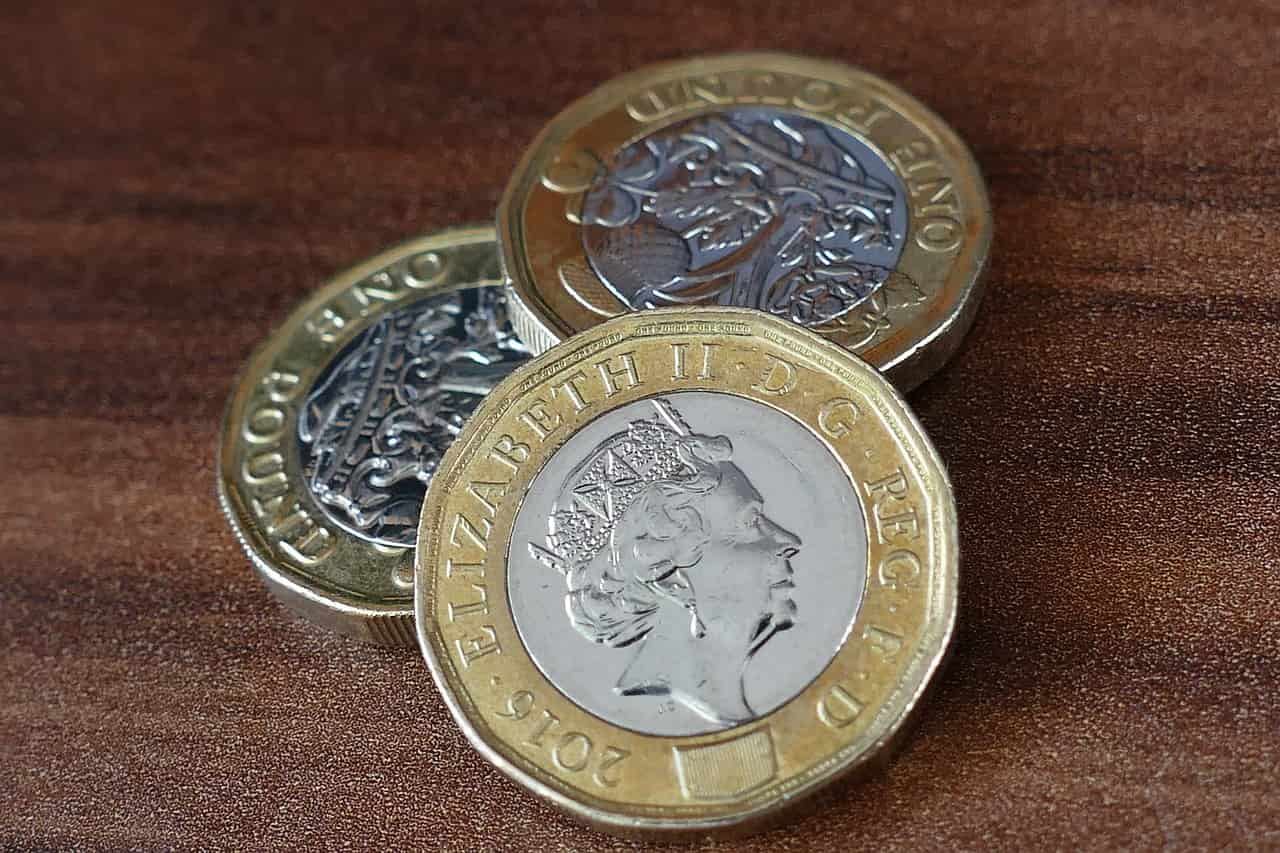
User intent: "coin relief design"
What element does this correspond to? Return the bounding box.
[218,227,528,645]
[511,392,865,736]
[580,108,908,326]
[499,52,992,390]
[299,288,529,548]
[415,308,957,835]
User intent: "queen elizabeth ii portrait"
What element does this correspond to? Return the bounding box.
[529,398,802,728]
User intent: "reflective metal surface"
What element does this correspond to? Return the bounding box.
[415,307,958,836]
[510,392,866,736]
[498,52,992,390]
[299,287,528,548]
[218,226,525,644]
[580,108,908,326]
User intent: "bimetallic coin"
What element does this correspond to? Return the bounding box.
[498,52,992,390]
[218,227,530,645]
[415,308,957,836]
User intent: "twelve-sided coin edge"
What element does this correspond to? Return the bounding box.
[497,51,992,391]
[217,226,505,645]
[414,307,958,834]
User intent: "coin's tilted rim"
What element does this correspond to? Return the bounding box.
[497,51,992,392]
[415,307,958,836]
[217,225,510,646]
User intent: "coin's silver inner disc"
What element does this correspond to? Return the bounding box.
[579,107,909,328]
[508,391,867,736]
[298,286,529,548]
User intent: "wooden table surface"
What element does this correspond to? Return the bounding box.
[3,2,1277,850]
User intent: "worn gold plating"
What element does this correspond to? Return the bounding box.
[218,226,506,645]
[415,308,957,835]
[498,52,992,391]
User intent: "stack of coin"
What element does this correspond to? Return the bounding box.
[219,52,990,837]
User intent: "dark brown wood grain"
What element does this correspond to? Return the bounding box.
[2,1,1277,850]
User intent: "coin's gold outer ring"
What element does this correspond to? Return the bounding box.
[217,226,504,646]
[415,307,958,837]
[498,51,992,392]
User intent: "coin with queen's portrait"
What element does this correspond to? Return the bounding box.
[513,393,860,737]
[415,308,957,836]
